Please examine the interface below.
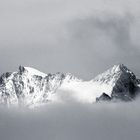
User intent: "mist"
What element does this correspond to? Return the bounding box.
[0,99,140,140]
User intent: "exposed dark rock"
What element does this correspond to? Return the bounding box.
[96,93,111,102]
[111,64,139,101]
[19,66,25,74]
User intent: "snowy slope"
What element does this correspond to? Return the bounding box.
[56,64,139,103]
[0,64,139,108]
[93,64,139,101]
[24,67,47,77]
[0,66,81,107]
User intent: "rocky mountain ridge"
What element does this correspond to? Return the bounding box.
[0,64,139,108]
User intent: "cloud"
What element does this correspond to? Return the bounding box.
[0,0,140,79]
[0,99,140,140]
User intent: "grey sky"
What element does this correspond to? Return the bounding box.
[0,0,140,80]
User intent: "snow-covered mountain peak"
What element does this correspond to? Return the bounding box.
[92,64,135,86]
[93,64,121,86]
[63,73,82,82]
[18,66,47,77]
[92,64,139,101]
[0,64,139,108]
[0,66,83,108]
[110,64,135,76]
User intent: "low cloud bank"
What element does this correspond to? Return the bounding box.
[0,98,140,140]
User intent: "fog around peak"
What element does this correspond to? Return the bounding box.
[0,98,140,140]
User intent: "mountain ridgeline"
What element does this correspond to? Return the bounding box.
[94,64,140,102]
[0,64,139,108]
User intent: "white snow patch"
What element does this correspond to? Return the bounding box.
[24,67,47,77]
[53,81,113,103]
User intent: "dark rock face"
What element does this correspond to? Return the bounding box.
[0,72,12,84]
[95,64,140,102]
[111,64,139,101]
[96,93,111,102]
[19,66,26,74]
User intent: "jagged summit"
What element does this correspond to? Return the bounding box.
[93,64,136,86]
[19,66,47,77]
[0,64,139,108]
[117,64,135,77]
[18,66,80,82]
[0,66,82,108]
[93,64,139,102]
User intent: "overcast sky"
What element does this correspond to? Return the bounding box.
[0,0,140,80]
